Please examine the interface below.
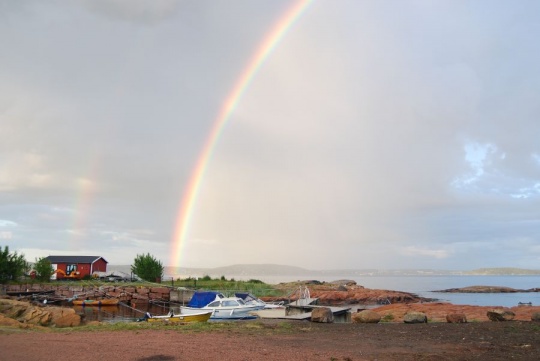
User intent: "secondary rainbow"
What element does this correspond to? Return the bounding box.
[170,0,313,267]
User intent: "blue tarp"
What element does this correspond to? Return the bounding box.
[187,291,223,308]
[235,293,256,302]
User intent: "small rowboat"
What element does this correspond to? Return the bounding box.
[72,299,119,306]
[140,310,212,323]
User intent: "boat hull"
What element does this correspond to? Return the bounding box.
[180,305,260,320]
[72,299,119,306]
[144,311,212,323]
[6,290,56,297]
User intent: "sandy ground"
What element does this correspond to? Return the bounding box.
[1,319,540,361]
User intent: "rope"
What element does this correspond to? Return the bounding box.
[117,301,147,315]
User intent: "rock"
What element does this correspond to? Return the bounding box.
[48,307,81,327]
[54,313,81,327]
[0,314,21,327]
[329,280,357,287]
[531,312,540,322]
[352,310,381,324]
[311,307,334,323]
[19,306,52,325]
[403,311,427,324]
[0,299,29,318]
[446,313,467,323]
[0,298,81,327]
[487,309,515,322]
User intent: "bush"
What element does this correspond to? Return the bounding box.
[131,253,164,282]
[247,279,263,284]
[0,246,28,282]
[33,257,54,282]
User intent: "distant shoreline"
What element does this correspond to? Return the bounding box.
[433,285,540,293]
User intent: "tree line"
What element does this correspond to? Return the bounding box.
[0,246,164,283]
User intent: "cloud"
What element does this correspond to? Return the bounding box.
[401,246,450,259]
[81,0,182,25]
[0,220,18,227]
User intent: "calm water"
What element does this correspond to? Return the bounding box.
[259,274,540,307]
[73,275,540,323]
[352,275,540,307]
[71,302,173,323]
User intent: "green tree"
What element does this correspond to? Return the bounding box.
[131,253,164,282]
[34,257,54,282]
[0,246,28,283]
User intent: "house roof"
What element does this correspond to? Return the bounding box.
[45,256,108,264]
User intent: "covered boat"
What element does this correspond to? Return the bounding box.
[181,293,264,319]
[185,291,225,307]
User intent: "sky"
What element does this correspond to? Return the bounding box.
[1,0,540,271]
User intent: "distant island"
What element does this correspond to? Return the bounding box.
[433,285,540,293]
[462,268,540,276]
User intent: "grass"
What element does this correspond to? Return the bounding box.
[380,313,395,322]
[27,319,304,336]
[172,276,286,298]
[6,276,288,298]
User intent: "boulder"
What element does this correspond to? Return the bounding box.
[54,313,81,327]
[311,307,334,323]
[487,308,515,322]
[531,312,540,322]
[403,311,427,324]
[446,313,467,323]
[0,298,81,327]
[0,298,28,318]
[0,314,22,327]
[352,310,381,324]
[18,306,52,325]
[329,280,357,287]
[47,307,81,327]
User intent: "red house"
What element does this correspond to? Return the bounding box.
[46,255,108,280]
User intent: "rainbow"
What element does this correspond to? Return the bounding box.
[170,0,313,267]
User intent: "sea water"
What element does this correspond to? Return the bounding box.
[236,274,540,307]
[355,275,540,307]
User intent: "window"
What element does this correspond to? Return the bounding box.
[66,264,77,275]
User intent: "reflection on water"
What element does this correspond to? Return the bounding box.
[71,302,176,323]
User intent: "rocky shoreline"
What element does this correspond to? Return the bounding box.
[3,281,540,360]
[2,280,540,329]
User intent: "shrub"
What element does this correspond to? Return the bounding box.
[131,253,164,282]
[33,257,54,282]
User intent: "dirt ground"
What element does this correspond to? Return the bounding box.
[1,319,539,361]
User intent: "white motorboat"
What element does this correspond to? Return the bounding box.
[181,296,264,319]
[235,292,285,309]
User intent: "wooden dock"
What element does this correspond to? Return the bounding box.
[252,298,352,322]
